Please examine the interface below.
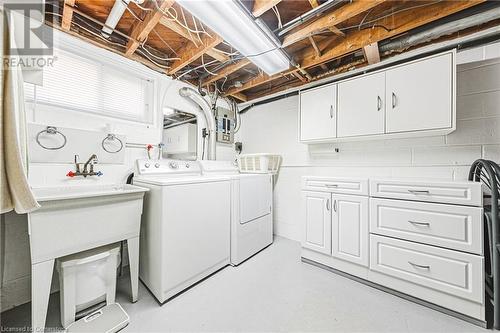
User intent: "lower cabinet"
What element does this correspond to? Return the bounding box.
[301,176,485,322]
[302,191,331,255]
[302,189,369,267]
[332,194,369,267]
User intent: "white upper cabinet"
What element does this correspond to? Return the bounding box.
[298,50,455,143]
[338,72,386,137]
[299,84,337,141]
[385,53,453,133]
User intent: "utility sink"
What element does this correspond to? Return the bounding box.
[28,184,148,332]
[32,184,148,202]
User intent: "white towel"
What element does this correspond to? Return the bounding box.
[1,9,40,214]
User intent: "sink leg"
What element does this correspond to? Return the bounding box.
[32,259,54,333]
[127,237,139,303]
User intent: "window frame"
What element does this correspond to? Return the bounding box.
[24,30,159,126]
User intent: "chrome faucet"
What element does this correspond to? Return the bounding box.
[67,154,102,178]
[83,154,98,174]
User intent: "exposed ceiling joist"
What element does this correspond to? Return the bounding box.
[225,69,298,96]
[252,0,283,17]
[61,0,75,31]
[292,71,307,83]
[299,0,485,69]
[363,42,380,65]
[202,59,252,86]
[158,17,229,63]
[282,0,386,47]
[307,0,345,37]
[125,0,175,57]
[168,34,223,74]
[230,92,248,102]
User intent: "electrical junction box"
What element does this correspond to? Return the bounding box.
[215,106,235,144]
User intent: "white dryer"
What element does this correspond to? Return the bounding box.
[200,161,273,265]
[133,159,232,303]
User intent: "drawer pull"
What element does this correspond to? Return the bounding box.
[408,261,430,270]
[408,190,430,194]
[325,184,339,188]
[408,220,430,227]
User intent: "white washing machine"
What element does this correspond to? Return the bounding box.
[200,161,273,266]
[133,159,232,303]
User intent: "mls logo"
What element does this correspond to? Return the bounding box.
[3,1,53,56]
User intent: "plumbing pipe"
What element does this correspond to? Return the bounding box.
[276,0,347,36]
[179,87,217,160]
[102,0,130,38]
[379,5,500,54]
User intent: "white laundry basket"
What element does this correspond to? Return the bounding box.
[56,243,121,328]
[237,154,282,174]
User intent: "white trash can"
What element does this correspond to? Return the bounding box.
[56,243,121,328]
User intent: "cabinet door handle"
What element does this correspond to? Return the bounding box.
[326,198,330,211]
[325,184,338,188]
[408,190,430,194]
[408,261,430,270]
[408,220,430,227]
[329,105,334,118]
[391,92,397,108]
[377,96,382,111]
[333,200,337,212]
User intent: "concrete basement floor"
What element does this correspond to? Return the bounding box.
[0,237,489,332]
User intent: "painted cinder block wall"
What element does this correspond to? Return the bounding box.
[237,46,500,241]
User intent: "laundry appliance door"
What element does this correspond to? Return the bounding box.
[239,174,272,224]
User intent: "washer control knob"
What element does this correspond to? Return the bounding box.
[144,163,150,168]
[185,163,190,168]
[169,161,178,169]
[154,163,160,168]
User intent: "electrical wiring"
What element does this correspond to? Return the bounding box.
[180,6,198,47]
[272,6,282,29]
[175,59,219,80]
[201,54,218,76]
[191,14,204,45]
[152,0,212,38]
[46,11,172,70]
[152,29,179,56]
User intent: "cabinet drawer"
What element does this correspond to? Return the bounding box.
[303,177,368,195]
[370,179,482,206]
[370,198,483,254]
[370,235,484,303]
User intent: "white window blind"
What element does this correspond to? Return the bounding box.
[24,48,153,123]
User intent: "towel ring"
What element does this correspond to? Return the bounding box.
[36,126,67,150]
[102,134,123,153]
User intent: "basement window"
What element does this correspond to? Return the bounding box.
[24,47,154,124]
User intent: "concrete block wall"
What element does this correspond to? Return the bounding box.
[237,57,500,241]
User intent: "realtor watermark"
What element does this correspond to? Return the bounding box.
[2,1,56,69]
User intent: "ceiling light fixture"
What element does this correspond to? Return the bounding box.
[176,0,290,75]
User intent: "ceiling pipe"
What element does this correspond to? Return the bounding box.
[179,87,217,160]
[379,5,500,53]
[102,0,130,38]
[275,0,348,36]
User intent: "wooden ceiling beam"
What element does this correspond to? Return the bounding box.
[363,42,380,65]
[125,0,175,57]
[168,34,224,74]
[298,0,484,69]
[202,59,252,86]
[252,0,283,17]
[229,92,248,102]
[307,0,345,37]
[61,0,76,31]
[225,69,297,96]
[282,0,386,48]
[158,17,228,63]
